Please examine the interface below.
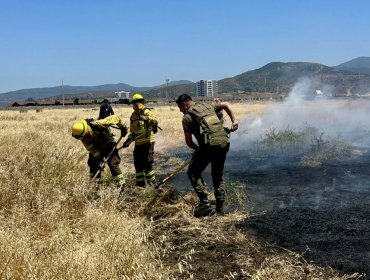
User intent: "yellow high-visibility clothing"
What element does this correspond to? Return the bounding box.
[81,115,127,158]
[127,108,156,145]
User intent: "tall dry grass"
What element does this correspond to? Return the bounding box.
[0,106,173,279]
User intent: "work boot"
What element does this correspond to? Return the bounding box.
[216,197,225,215]
[216,197,224,215]
[198,199,211,209]
[216,204,225,215]
[136,181,146,188]
[194,199,213,217]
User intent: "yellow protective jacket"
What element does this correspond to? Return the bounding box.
[81,115,127,158]
[127,107,156,145]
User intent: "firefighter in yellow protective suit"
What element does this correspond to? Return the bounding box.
[71,115,128,191]
[122,93,158,187]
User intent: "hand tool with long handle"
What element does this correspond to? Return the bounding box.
[92,136,123,181]
[153,159,192,189]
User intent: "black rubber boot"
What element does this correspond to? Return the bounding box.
[216,200,224,215]
[136,182,146,188]
[194,199,214,217]
[197,199,211,211]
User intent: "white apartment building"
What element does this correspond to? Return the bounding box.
[196,80,218,97]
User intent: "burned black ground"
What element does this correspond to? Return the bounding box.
[227,150,370,277]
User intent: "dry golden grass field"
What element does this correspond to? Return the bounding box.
[0,100,368,279]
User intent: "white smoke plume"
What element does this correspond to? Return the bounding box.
[231,77,370,151]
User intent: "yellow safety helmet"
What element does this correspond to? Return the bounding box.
[130,93,144,104]
[71,119,88,139]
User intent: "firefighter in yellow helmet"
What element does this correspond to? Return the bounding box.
[122,93,158,187]
[71,115,128,192]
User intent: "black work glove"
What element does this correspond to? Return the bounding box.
[120,126,128,138]
[152,120,158,134]
[152,125,158,134]
[85,118,94,123]
[122,139,131,148]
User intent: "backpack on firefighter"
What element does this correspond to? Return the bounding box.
[85,118,116,146]
[187,103,229,147]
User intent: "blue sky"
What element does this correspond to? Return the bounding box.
[0,0,369,93]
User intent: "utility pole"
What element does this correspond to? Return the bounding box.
[165,78,170,99]
[264,75,267,93]
[358,72,361,94]
[62,80,64,106]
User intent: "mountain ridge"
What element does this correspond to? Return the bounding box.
[1,57,369,105]
[335,57,370,75]
[0,81,194,103]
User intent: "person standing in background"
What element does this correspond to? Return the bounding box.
[98,99,115,119]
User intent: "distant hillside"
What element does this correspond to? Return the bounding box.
[2,59,370,106]
[0,83,148,103]
[146,62,370,98]
[54,81,195,101]
[335,57,370,75]
[0,80,193,105]
[152,80,194,88]
[217,62,370,96]
[143,83,196,99]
